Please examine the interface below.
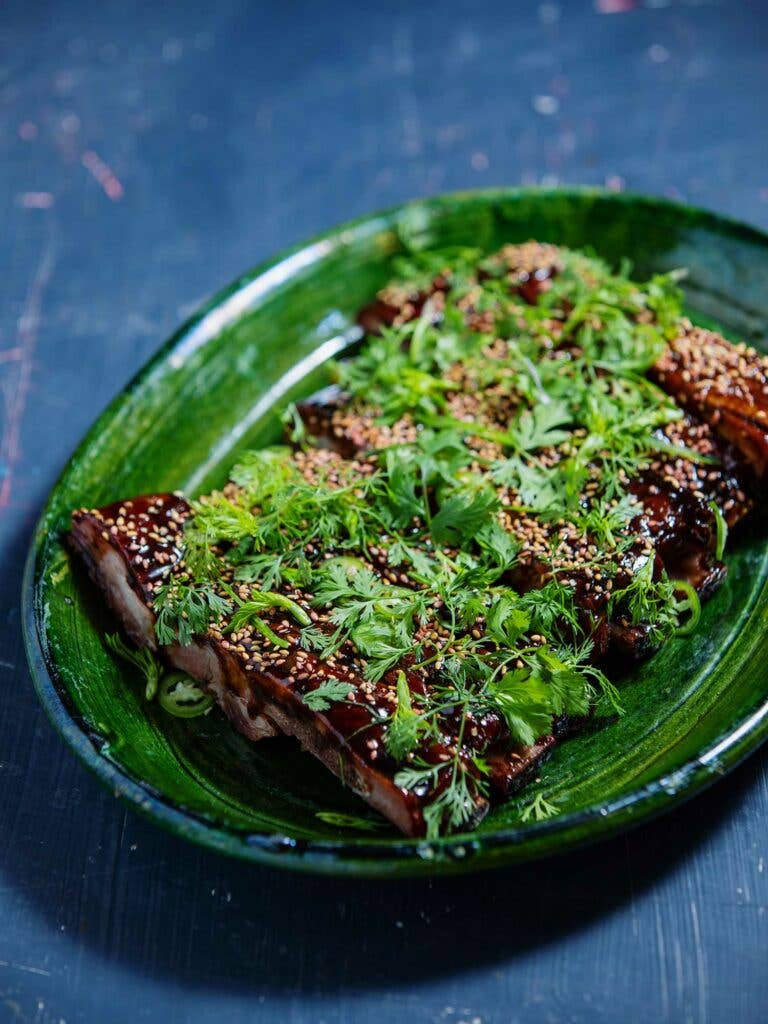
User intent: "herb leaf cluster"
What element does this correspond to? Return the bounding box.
[150,244,708,837]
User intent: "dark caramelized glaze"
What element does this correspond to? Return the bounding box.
[652,322,768,480]
[72,494,189,593]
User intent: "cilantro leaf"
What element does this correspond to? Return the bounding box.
[520,792,559,823]
[485,595,531,647]
[431,486,499,547]
[303,677,353,711]
[484,668,553,747]
[509,400,572,453]
[351,618,413,681]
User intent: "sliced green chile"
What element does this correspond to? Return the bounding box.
[158,672,214,718]
[672,581,702,636]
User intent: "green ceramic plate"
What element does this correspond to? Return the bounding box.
[22,188,768,876]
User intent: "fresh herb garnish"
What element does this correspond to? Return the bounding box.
[310,563,429,681]
[710,501,728,560]
[520,791,559,823]
[608,556,679,646]
[154,577,233,646]
[396,753,488,839]
[141,242,723,835]
[104,635,213,719]
[218,582,311,648]
[104,632,161,701]
[303,677,353,711]
[671,580,702,636]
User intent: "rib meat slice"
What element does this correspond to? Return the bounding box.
[71,496,437,834]
[71,496,279,744]
[72,495,553,835]
[353,247,768,483]
[651,321,768,480]
[69,399,751,831]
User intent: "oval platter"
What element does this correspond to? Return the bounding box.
[22,188,768,877]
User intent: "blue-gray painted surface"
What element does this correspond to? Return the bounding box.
[1,2,766,1021]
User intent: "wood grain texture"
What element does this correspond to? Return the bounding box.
[1,0,767,1021]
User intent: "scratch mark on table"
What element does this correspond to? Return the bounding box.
[653,900,671,1020]
[672,936,685,1007]
[0,961,51,978]
[81,150,124,202]
[690,899,708,1024]
[0,236,56,509]
[594,0,636,12]
[17,121,38,141]
[19,193,55,210]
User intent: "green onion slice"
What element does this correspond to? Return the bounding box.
[315,811,388,832]
[158,672,214,718]
[245,615,290,649]
[671,580,701,636]
[709,501,728,560]
[247,591,311,626]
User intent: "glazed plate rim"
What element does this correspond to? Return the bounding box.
[22,186,768,876]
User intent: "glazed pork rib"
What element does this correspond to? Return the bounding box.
[70,398,752,837]
[72,496,429,834]
[72,494,558,835]
[355,243,768,484]
[70,243,765,837]
[651,322,768,480]
[71,497,279,743]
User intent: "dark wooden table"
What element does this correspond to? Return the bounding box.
[2,2,767,1021]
